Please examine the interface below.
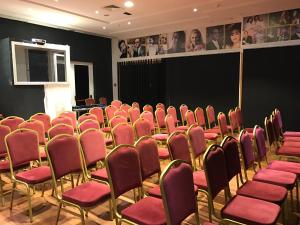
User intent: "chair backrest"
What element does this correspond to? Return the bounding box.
[160,160,198,225]
[238,130,255,170]
[112,123,135,146]
[5,129,39,167]
[228,109,238,132]
[89,107,105,125]
[78,113,97,124]
[167,106,179,124]
[194,107,206,128]
[132,102,140,110]
[46,134,82,180]
[0,125,10,155]
[51,116,73,127]
[185,110,196,127]
[0,116,24,131]
[30,113,51,132]
[85,97,95,106]
[106,145,142,198]
[109,116,127,129]
[274,108,283,130]
[270,114,281,142]
[48,124,74,139]
[143,104,154,114]
[140,111,155,131]
[156,103,165,111]
[111,100,122,108]
[155,108,166,129]
[128,107,140,124]
[114,109,128,118]
[135,136,161,181]
[254,125,268,161]
[165,114,176,134]
[105,105,118,122]
[217,112,229,138]
[133,118,152,139]
[167,131,192,165]
[78,119,100,134]
[120,103,131,113]
[235,106,243,129]
[19,120,46,145]
[187,125,206,158]
[264,117,276,147]
[179,104,188,125]
[79,129,106,168]
[206,105,216,128]
[220,136,242,182]
[60,111,77,129]
[203,144,228,199]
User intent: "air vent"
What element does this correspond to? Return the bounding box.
[103,5,121,11]
[123,12,132,15]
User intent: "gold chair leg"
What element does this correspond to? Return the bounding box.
[71,174,75,188]
[79,208,85,225]
[109,199,114,221]
[27,186,33,222]
[0,175,4,207]
[296,180,299,211]
[41,183,46,197]
[290,189,294,211]
[10,182,16,210]
[76,174,81,186]
[55,202,62,225]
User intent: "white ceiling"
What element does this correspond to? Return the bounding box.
[0,0,299,39]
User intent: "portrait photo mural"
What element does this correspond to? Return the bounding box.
[185,28,206,51]
[224,23,242,49]
[206,25,224,50]
[146,35,159,56]
[127,37,146,57]
[243,14,268,44]
[168,31,186,53]
[158,33,168,55]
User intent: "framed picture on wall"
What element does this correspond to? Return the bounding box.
[157,33,168,55]
[167,31,186,53]
[267,25,290,42]
[185,28,206,52]
[291,24,300,40]
[243,14,268,44]
[206,25,224,50]
[127,37,146,57]
[146,35,159,56]
[224,23,241,49]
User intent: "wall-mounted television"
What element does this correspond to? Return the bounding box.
[11,41,70,85]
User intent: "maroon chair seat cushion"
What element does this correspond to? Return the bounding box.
[148,184,198,199]
[192,170,208,190]
[253,168,296,190]
[203,223,216,225]
[204,128,220,134]
[62,181,110,208]
[267,160,300,175]
[0,160,29,173]
[282,141,300,148]
[283,136,300,142]
[277,146,300,157]
[245,128,254,133]
[221,195,280,225]
[204,133,218,140]
[283,131,300,137]
[236,180,287,205]
[176,126,188,131]
[91,168,108,181]
[15,166,51,184]
[158,147,169,159]
[152,134,168,141]
[121,196,166,225]
[101,127,111,133]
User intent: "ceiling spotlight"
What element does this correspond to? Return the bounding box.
[124,1,134,8]
[193,8,198,12]
[127,21,131,25]
[95,10,99,14]
[54,0,59,2]
[102,26,106,30]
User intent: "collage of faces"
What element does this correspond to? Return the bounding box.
[118,8,300,58]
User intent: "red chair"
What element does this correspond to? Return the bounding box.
[19,120,46,145]
[165,114,177,135]
[274,108,300,137]
[206,105,218,129]
[78,119,100,134]
[140,110,156,133]
[78,113,97,124]
[0,116,24,131]
[155,108,167,133]
[120,103,131,114]
[79,129,108,183]
[194,107,206,129]
[128,107,140,124]
[48,124,74,139]
[105,105,118,122]
[228,109,239,135]
[114,109,128,118]
[6,129,52,222]
[111,99,122,108]
[203,144,281,224]
[51,116,73,127]
[133,119,169,159]
[0,125,10,205]
[46,134,111,224]
[143,104,154,114]
[160,160,200,225]
[109,115,127,129]
[179,104,188,126]
[112,123,135,146]
[167,106,183,128]
[217,112,231,138]
[185,110,197,127]
[0,125,10,158]
[156,103,165,111]
[30,113,51,133]
[60,111,77,130]
[105,144,166,225]
[89,107,105,127]
[235,106,253,133]
[131,102,140,110]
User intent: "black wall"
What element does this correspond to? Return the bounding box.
[0,17,112,119]
[242,45,300,130]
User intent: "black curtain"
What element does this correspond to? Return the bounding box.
[118,59,166,107]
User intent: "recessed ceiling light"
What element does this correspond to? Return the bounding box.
[124,1,134,8]
[28,8,33,12]
[193,8,198,12]
[95,10,99,14]
[102,26,106,30]
[127,21,131,25]
[54,0,59,2]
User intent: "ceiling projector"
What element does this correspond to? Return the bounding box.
[31,38,46,45]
